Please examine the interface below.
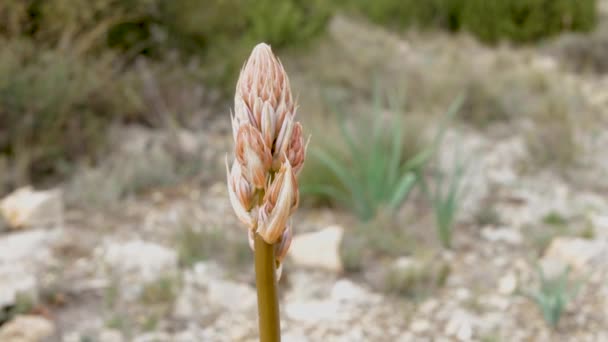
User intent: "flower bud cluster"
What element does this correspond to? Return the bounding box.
[227,43,306,270]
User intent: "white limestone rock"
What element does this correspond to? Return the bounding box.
[0,186,63,229]
[289,225,344,272]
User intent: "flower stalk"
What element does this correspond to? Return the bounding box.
[254,233,280,342]
[227,42,306,341]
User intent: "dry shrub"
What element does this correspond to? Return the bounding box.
[0,39,139,187]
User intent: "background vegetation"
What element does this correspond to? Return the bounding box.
[0,0,597,190]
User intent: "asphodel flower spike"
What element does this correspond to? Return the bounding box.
[232,43,305,175]
[228,42,306,261]
[228,42,306,342]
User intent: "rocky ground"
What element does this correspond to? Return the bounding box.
[2,14,608,342]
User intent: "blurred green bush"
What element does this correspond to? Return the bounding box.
[344,0,462,30]
[460,0,597,43]
[0,0,331,185]
[1,0,595,85]
[0,0,330,81]
[347,0,596,43]
[0,39,139,185]
[165,0,331,89]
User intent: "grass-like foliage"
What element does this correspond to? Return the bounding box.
[301,89,463,221]
[523,266,581,328]
[301,90,420,220]
[426,148,468,249]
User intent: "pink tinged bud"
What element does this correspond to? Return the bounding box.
[235,43,296,147]
[235,124,272,189]
[232,97,257,144]
[230,112,240,143]
[260,101,276,148]
[274,101,293,138]
[252,97,264,130]
[226,159,255,228]
[236,43,289,109]
[274,225,293,263]
[234,96,255,128]
[284,122,307,174]
[275,116,293,154]
[273,116,294,170]
[256,161,299,244]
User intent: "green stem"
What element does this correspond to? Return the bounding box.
[254,233,281,342]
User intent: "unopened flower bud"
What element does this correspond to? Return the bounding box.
[235,124,272,189]
[272,116,294,170]
[260,101,276,149]
[274,225,293,263]
[284,122,306,174]
[232,98,255,139]
[236,44,293,127]
[226,159,256,228]
[257,161,299,244]
[234,43,298,162]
